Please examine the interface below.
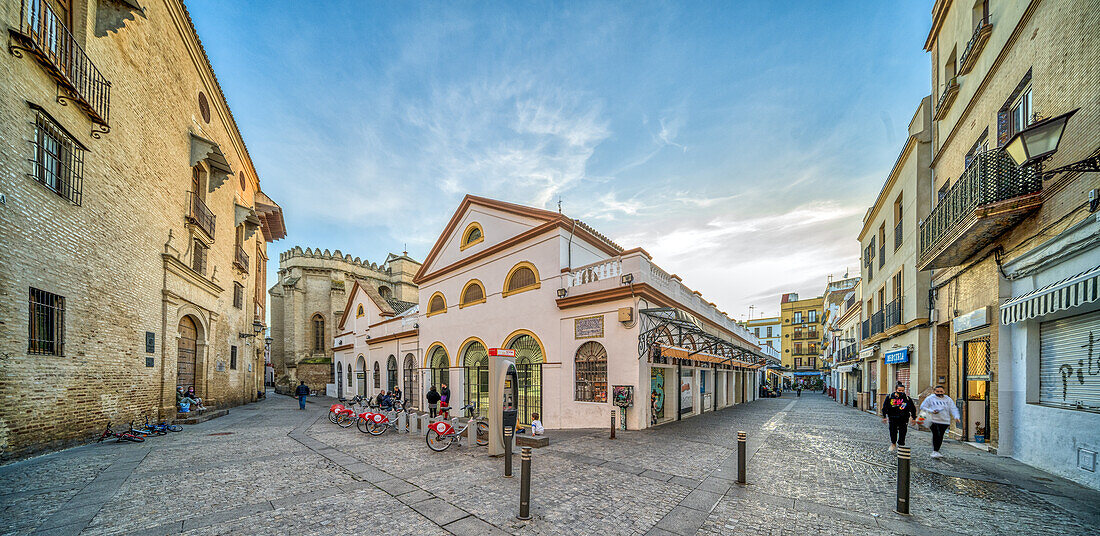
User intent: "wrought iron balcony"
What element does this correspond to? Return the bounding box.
[934,76,959,121]
[918,150,1041,270]
[187,192,216,239]
[894,221,903,250]
[870,311,884,337]
[11,0,111,133]
[861,319,871,340]
[884,299,903,330]
[958,16,992,75]
[234,245,250,273]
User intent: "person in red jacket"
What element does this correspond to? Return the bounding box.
[881,381,917,452]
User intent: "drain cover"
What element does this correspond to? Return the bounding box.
[207,432,234,436]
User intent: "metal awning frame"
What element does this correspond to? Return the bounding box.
[638,307,778,368]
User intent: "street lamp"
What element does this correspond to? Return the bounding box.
[1004,108,1100,176]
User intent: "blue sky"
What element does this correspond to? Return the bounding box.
[188,0,932,320]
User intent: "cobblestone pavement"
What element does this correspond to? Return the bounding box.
[1,392,1096,535]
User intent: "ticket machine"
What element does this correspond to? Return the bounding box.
[488,348,518,457]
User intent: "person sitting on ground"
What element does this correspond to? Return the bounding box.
[185,386,207,411]
[177,386,197,411]
[531,412,545,436]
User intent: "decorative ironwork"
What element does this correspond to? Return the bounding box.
[637,307,774,368]
[28,287,65,356]
[959,16,991,75]
[919,150,1040,261]
[894,220,903,250]
[29,110,83,205]
[187,191,216,239]
[575,341,608,402]
[884,299,903,329]
[234,245,249,272]
[12,0,111,129]
[935,76,959,120]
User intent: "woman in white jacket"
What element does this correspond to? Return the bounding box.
[919,385,961,458]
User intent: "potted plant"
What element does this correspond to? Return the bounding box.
[974,422,986,443]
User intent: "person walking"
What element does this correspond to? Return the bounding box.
[796,385,802,397]
[295,381,309,410]
[881,381,917,452]
[426,385,441,418]
[919,385,961,458]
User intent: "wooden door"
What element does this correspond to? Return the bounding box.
[177,316,198,390]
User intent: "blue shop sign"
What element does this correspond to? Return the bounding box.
[884,347,909,365]
[793,371,822,376]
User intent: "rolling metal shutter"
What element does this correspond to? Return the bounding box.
[895,364,910,392]
[1039,311,1100,410]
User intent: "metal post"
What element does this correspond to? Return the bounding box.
[504,425,514,478]
[737,431,747,484]
[518,446,532,520]
[610,409,616,439]
[896,445,911,515]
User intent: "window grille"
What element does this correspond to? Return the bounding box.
[312,314,324,353]
[29,287,64,355]
[30,110,83,204]
[233,283,243,309]
[387,355,398,390]
[428,294,445,314]
[374,362,381,389]
[230,345,237,370]
[191,240,208,275]
[462,282,484,304]
[507,267,536,292]
[465,226,481,244]
[574,341,607,402]
[347,364,352,387]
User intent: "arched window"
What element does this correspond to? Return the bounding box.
[503,262,540,297]
[575,341,608,402]
[378,286,392,300]
[356,304,364,318]
[387,355,398,390]
[461,222,484,250]
[460,280,485,308]
[429,345,449,390]
[356,355,366,396]
[462,340,489,417]
[507,333,543,425]
[347,364,353,387]
[403,353,417,409]
[373,361,381,389]
[427,292,447,316]
[311,314,325,353]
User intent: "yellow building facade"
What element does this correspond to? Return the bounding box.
[780,294,824,380]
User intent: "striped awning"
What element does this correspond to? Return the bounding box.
[1000,264,1100,324]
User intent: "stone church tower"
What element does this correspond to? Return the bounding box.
[268,247,419,390]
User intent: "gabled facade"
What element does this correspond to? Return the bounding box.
[334,195,775,430]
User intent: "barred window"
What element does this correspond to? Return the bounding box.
[311,314,325,353]
[461,280,484,306]
[507,266,536,292]
[29,287,65,355]
[31,109,84,205]
[428,293,446,315]
[374,361,381,389]
[574,341,607,402]
[191,239,208,275]
[230,345,238,370]
[233,282,244,309]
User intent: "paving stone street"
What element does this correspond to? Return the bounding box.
[2,392,1097,536]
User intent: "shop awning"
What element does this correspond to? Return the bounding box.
[658,345,757,368]
[1000,264,1100,324]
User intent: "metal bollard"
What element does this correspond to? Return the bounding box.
[896,445,911,515]
[504,425,514,478]
[518,446,532,520]
[610,409,616,439]
[737,431,747,484]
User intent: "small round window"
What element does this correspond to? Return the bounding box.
[198,92,211,123]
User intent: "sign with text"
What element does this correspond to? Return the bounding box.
[145,331,155,353]
[488,348,515,357]
[884,347,909,365]
[574,315,605,339]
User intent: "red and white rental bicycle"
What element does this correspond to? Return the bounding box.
[426,404,489,451]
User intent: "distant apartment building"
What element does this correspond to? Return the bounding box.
[780,293,824,382]
[821,277,859,396]
[922,0,1099,488]
[859,97,934,412]
[743,316,781,352]
[825,280,862,407]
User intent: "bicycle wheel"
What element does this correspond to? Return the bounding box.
[367,420,387,436]
[356,417,371,434]
[328,410,339,424]
[120,433,145,443]
[336,412,355,428]
[166,424,183,432]
[426,430,451,452]
[475,422,489,446]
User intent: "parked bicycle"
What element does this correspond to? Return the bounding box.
[425,404,489,451]
[359,405,410,436]
[98,422,145,443]
[330,395,365,424]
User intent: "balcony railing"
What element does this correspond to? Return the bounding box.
[234,245,250,273]
[861,319,871,340]
[894,221,903,250]
[14,0,111,128]
[879,243,885,268]
[838,344,857,361]
[187,192,216,239]
[884,299,903,329]
[959,16,992,75]
[918,150,1041,269]
[934,76,959,120]
[870,311,884,337]
[567,257,621,287]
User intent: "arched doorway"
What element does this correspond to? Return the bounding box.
[177,316,199,393]
[356,355,367,396]
[507,333,543,425]
[387,355,398,391]
[462,340,488,417]
[428,346,449,392]
[403,353,418,409]
[336,363,343,399]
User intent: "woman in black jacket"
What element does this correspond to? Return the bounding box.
[426,386,441,418]
[881,381,917,451]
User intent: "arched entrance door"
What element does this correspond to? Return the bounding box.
[462,341,488,418]
[336,364,343,399]
[508,333,543,425]
[403,353,418,409]
[177,316,198,392]
[356,355,367,396]
[428,346,449,392]
[387,355,398,391]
